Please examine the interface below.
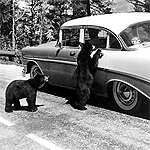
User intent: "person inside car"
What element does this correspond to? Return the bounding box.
[88,28,101,49]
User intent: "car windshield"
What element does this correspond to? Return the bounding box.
[120,21,150,47]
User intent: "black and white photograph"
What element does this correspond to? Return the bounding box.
[0,0,150,149]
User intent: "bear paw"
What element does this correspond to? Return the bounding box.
[30,107,38,112]
[5,108,13,113]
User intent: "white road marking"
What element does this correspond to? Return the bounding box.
[26,133,65,150]
[0,117,15,126]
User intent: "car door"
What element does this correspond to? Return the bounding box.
[97,30,123,93]
[49,28,80,88]
[83,27,122,94]
[83,27,108,93]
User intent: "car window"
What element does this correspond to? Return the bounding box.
[85,28,121,50]
[62,28,80,47]
[85,28,107,49]
[109,33,121,49]
[120,21,150,47]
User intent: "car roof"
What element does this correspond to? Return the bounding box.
[61,12,150,35]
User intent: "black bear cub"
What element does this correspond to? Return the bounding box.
[5,73,47,113]
[75,41,103,110]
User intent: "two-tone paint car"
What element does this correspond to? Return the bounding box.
[21,12,150,113]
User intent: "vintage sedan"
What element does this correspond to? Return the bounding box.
[21,12,150,113]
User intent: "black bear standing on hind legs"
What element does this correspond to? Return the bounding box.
[5,73,48,113]
[75,41,103,110]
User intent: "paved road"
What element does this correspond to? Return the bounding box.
[0,64,150,150]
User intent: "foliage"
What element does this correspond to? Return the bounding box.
[126,0,150,12]
[0,0,12,50]
[16,0,52,48]
[0,0,114,51]
[91,0,113,14]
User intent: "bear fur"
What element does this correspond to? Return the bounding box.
[5,73,47,113]
[75,41,103,110]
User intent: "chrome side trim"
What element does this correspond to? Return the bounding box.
[103,68,150,100]
[99,68,150,85]
[24,57,77,66]
[108,79,150,100]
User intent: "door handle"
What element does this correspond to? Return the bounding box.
[70,51,76,56]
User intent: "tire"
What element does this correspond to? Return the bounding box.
[30,64,46,89]
[112,81,141,113]
[30,64,42,78]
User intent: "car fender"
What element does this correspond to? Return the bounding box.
[106,72,150,100]
[25,60,44,75]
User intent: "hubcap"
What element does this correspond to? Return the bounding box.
[31,66,41,78]
[113,82,138,110]
[117,83,135,106]
[33,67,38,77]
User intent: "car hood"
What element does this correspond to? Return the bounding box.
[21,41,57,58]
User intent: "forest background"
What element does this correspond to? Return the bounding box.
[0,0,150,56]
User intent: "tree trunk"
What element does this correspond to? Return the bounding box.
[145,0,150,12]
[85,0,91,16]
[39,3,43,45]
[29,0,34,46]
[12,0,15,51]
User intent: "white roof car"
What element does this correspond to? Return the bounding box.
[22,12,150,114]
[62,12,150,35]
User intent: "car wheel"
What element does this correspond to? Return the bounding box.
[112,81,141,112]
[30,64,42,78]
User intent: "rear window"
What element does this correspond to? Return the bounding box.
[120,21,150,47]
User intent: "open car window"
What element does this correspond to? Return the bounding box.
[85,28,121,50]
[85,28,107,48]
[62,28,80,47]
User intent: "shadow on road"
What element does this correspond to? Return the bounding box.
[40,83,150,120]
[88,94,150,120]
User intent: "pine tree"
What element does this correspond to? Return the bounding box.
[126,0,150,12]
